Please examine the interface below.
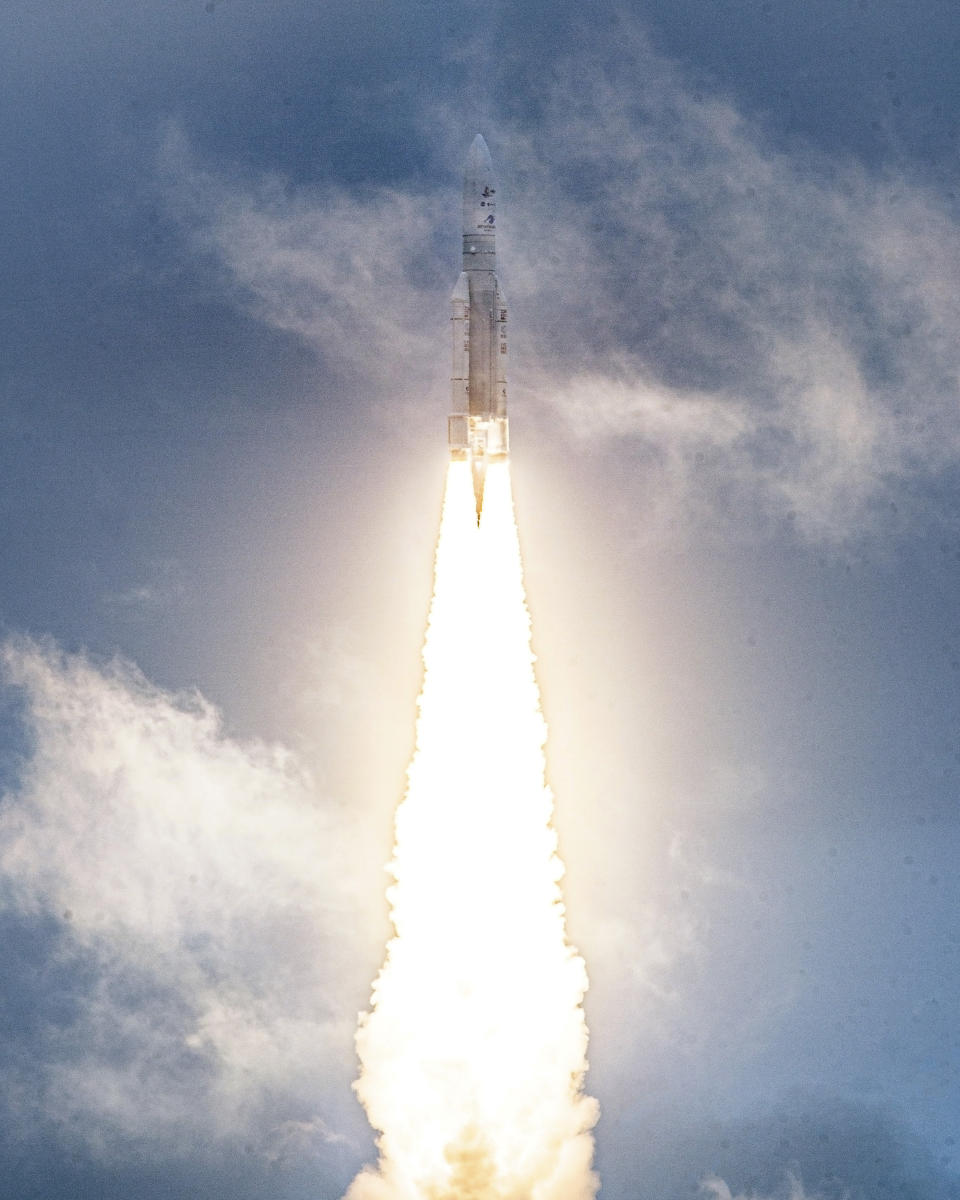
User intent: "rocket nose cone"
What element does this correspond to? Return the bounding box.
[468,133,492,172]
[464,135,495,190]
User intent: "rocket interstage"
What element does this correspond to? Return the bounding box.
[448,134,509,518]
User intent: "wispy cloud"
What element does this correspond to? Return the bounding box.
[0,637,360,1158]
[102,557,190,614]
[498,22,960,542]
[701,1172,818,1200]
[159,123,447,432]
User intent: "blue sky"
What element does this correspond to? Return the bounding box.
[1,2,959,1198]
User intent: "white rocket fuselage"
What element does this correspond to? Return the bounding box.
[448,135,508,516]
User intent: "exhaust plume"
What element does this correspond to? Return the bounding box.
[348,460,598,1200]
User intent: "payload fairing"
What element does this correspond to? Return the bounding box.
[448,135,509,517]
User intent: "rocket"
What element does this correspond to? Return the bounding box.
[448,135,509,518]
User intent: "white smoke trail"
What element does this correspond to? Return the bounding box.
[348,460,598,1200]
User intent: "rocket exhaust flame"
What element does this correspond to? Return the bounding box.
[347,461,598,1200]
[348,138,594,1200]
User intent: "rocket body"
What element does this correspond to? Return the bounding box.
[448,135,509,516]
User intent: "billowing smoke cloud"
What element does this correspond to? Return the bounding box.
[160,21,960,544]
[0,637,361,1161]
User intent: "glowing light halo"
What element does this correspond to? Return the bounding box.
[348,461,598,1200]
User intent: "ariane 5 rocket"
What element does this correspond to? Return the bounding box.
[448,134,509,518]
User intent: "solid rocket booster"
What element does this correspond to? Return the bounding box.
[448,134,509,517]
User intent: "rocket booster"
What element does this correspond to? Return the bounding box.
[448,135,509,517]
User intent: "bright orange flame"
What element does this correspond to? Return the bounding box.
[348,461,597,1200]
